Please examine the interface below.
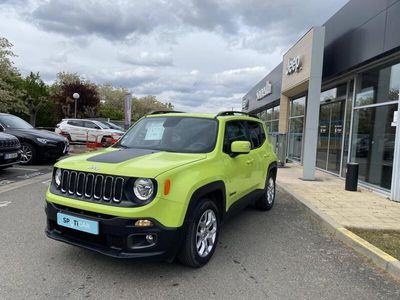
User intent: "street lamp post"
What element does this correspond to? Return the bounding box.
[73,93,80,118]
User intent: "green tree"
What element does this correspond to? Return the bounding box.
[97,83,128,120]
[19,72,49,127]
[0,37,25,113]
[132,95,174,121]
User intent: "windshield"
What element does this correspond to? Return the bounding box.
[116,116,218,153]
[106,122,122,130]
[96,121,110,129]
[0,115,33,129]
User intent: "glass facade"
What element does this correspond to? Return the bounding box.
[350,61,400,190]
[287,96,306,161]
[259,104,280,133]
[355,63,400,107]
[249,59,399,195]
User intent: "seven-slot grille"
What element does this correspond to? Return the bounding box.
[0,139,20,149]
[59,170,125,203]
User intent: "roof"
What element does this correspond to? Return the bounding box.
[145,111,260,121]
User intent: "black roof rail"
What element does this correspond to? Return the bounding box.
[215,111,259,119]
[147,110,184,115]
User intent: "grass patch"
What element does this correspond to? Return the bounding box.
[349,228,400,260]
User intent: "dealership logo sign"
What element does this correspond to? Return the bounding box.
[256,81,272,100]
[286,55,302,75]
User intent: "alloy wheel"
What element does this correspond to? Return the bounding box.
[196,209,217,258]
[20,145,32,163]
[266,177,275,205]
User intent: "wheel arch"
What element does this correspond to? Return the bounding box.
[268,161,278,180]
[184,181,227,224]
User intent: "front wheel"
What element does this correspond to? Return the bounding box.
[255,172,276,211]
[20,142,37,165]
[178,199,219,267]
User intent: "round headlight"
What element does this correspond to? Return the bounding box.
[55,168,62,187]
[133,178,154,201]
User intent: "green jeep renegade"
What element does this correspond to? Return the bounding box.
[45,111,278,267]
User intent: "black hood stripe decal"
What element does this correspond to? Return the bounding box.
[87,148,159,163]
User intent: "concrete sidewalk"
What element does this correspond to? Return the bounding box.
[277,163,400,231]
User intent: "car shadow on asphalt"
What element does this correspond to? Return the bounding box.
[54,189,296,273]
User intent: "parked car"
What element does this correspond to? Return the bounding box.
[45,111,278,267]
[0,113,69,164]
[0,132,21,169]
[55,119,124,146]
[96,120,125,132]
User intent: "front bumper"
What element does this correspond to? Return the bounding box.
[39,141,69,158]
[45,201,183,260]
[0,149,21,167]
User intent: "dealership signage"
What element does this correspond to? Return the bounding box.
[256,80,272,100]
[286,55,302,75]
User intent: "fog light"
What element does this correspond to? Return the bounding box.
[134,219,153,227]
[146,234,156,243]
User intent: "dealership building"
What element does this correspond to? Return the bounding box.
[242,0,400,201]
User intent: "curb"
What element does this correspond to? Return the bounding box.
[277,182,400,279]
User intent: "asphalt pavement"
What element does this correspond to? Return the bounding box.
[0,176,399,299]
[0,164,53,186]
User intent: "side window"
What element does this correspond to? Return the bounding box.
[67,120,83,127]
[84,121,100,129]
[246,121,266,149]
[223,121,249,153]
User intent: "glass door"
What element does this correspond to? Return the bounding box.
[351,104,397,190]
[316,100,345,174]
[287,96,306,162]
[328,101,345,173]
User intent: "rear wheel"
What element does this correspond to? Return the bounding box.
[255,172,276,211]
[178,199,219,267]
[20,142,37,165]
[101,136,111,147]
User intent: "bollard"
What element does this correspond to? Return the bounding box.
[345,162,359,191]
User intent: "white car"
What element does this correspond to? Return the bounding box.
[55,119,124,146]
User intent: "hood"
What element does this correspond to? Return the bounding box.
[104,129,124,135]
[6,128,66,141]
[55,147,207,178]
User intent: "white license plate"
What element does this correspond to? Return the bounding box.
[5,152,18,159]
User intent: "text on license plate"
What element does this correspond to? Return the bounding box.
[57,212,99,235]
[5,152,18,159]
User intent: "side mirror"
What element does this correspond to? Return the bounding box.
[231,141,251,155]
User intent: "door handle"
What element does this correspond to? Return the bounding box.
[246,159,254,165]
[263,154,268,158]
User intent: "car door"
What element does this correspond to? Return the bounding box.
[245,121,268,191]
[84,121,102,142]
[223,120,254,209]
[67,120,85,142]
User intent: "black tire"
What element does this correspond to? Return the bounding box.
[101,136,110,147]
[255,172,276,211]
[178,199,220,268]
[20,142,37,165]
